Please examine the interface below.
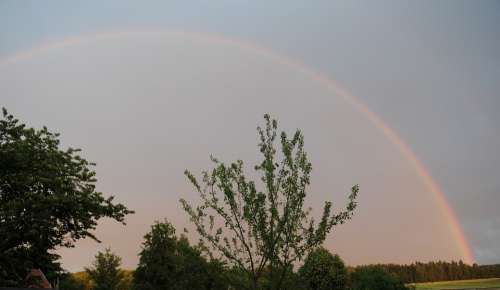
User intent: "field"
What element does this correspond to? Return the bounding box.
[412,278,500,289]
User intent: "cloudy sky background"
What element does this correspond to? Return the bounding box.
[1,1,499,270]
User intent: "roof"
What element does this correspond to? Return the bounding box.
[24,269,52,289]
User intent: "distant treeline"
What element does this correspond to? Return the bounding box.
[359,261,500,283]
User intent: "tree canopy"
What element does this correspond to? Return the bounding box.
[133,220,226,290]
[350,265,410,290]
[364,261,500,284]
[0,108,133,285]
[298,247,348,290]
[85,248,129,290]
[180,114,359,290]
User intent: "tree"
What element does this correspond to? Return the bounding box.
[350,265,410,290]
[85,249,128,290]
[133,220,226,290]
[180,114,359,290]
[298,247,347,290]
[0,108,133,285]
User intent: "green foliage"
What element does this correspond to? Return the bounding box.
[373,261,500,284]
[350,265,410,290]
[224,266,254,290]
[85,248,129,290]
[133,220,227,290]
[180,114,359,290]
[120,270,134,290]
[58,272,87,290]
[259,264,299,290]
[72,271,93,290]
[0,108,133,285]
[298,247,347,290]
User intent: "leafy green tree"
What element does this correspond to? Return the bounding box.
[298,247,347,290]
[349,265,410,290]
[0,108,133,285]
[133,220,226,290]
[181,114,359,290]
[85,248,128,290]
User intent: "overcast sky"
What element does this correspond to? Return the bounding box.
[1,1,499,270]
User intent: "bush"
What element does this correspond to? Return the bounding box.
[298,248,348,290]
[58,273,87,290]
[350,265,410,290]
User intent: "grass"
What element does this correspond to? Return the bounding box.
[411,278,500,289]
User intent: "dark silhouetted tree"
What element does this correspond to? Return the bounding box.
[0,108,133,285]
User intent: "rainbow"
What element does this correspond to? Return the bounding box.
[0,30,475,264]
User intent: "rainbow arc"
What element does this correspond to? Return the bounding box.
[0,30,475,264]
